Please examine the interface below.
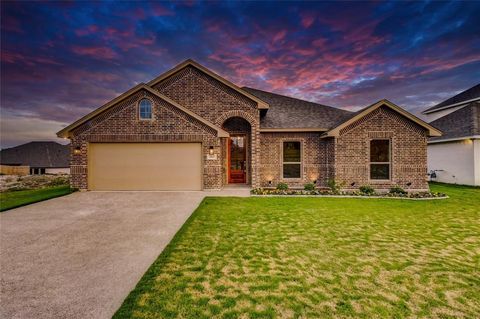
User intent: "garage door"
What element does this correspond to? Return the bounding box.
[88,143,202,191]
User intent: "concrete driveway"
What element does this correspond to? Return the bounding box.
[0,190,248,319]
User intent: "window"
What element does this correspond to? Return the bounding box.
[370,139,390,180]
[139,99,152,119]
[283,141,301,178]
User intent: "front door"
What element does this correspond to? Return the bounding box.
[228,135,247,183]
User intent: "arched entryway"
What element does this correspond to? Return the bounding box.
[222,117,252,185]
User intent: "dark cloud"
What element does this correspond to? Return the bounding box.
[1,0,479,148]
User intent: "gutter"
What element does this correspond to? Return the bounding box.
[428,135,480,144]
[422,97,480,114]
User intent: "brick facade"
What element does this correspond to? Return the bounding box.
[153,66,260,187]
[66,64,430,192]
[334,106,429,191]
[69,90,222,190]
[259,132,330,188]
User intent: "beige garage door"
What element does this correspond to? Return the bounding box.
[88,143,202,191]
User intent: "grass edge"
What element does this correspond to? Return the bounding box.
[112,198,208,318]
[0,186,74,212]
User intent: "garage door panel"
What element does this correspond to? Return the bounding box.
[88,143,202,190]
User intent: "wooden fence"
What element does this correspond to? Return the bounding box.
[0,165,30,176]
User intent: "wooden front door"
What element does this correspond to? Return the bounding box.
[228,135,247,183]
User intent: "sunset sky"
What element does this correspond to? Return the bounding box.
[1,1,479,148]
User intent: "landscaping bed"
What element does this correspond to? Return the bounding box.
[251,182,446,199]
[251,188,447,199]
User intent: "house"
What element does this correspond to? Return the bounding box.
[0,141,70,175]
[422,84,480,186]
[57,59,441,191]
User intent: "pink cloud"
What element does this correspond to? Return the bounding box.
[151,4,175,16]
[300,13,315,28]
[273,30,287,43]
[1,51,63,66]
[71,46,118,59]
[75,25,99,36]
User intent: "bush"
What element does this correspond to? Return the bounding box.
[359,185,375,195]
[304,183,315,191]
[389,185,407,195]
[327,179,343,194]
[276,182,288,191]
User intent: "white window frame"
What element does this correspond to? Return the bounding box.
[281,140,303,180]
[369,138,391,181]
[138,98,153,120]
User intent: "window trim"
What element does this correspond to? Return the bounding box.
[368,138,391,182]
[281,140,303,180]
[138,98,154,121]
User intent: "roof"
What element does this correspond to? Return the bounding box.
[57,84,229,138]
[0,141,69,168]
[423,83,480,114]
[323,99,442,137]
[242,87,353,130]
[148,59,269,109]
[429,101,479,141]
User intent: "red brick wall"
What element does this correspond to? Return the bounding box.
[154,66,261,187]
[259,132,330,188]
[69,90,222,190]
[68,66,428,192]
[334,106,429,191]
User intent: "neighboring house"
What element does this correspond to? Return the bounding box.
[0,141,70,175]
[422,84,480,186]
[57,59,441,191]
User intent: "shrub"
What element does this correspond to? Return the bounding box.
[276,182,288,191]
[389,185,407,195]
[327,179,343,194]
[304,183,315,191]
[359,185,375,195]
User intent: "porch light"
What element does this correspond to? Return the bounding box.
[313,180,317,184]
[268,180,272,185]
[350,182,356,186]
[73,146,81,155]
[209,146,214,155]
[406,182,412,186]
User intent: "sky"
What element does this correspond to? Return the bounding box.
[1,1,479,149]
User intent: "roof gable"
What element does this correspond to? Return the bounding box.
[148,59,269,109]
[324,99,442,137]
[56,84,229,138]
[423,83,480,114]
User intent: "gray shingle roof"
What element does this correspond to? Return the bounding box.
[423,83,480,113]
[0,141,69,168]
[242,87,353,129]
[429,102,480,141]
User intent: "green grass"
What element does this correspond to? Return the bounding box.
[0,185,74,212]
[114,183,480,319]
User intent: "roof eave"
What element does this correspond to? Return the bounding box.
[147,59,269,109]
[422,97,480,114]
[57,84,229,139]
[322,99,443,138]
[428,135,480,144]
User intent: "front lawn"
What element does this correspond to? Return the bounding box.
[115,183,480,318]
[0,185,74,212]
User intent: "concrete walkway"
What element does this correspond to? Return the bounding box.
[0,189,249,319]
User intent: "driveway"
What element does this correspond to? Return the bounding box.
[0,190,248,319]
